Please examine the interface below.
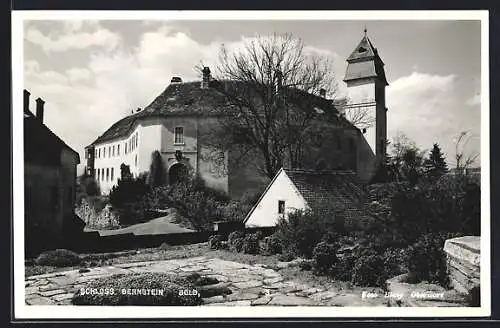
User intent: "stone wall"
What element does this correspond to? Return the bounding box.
[75,198,120,230]
[443,236,480,296]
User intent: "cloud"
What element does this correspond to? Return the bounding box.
[25,21,121,53]
[466,94,481,106]
[24,25,225,173]
[66,67,92,83]
[386,72,481,167]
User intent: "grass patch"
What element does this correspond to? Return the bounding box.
[34,249,82,267]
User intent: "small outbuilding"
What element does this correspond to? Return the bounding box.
[243,168,371,228]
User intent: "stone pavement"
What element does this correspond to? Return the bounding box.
[25,256,388,306]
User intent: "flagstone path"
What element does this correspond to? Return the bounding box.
[25,256,389,306]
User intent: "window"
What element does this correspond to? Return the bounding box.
[106,168,109,181]
[95,149,97,158]
[109,146,111,156]
[111,168,114,181]
[117,144,120,156]
[125,143,127,154]
[135,133,138,147]
[174,127,184,144]
[278,200,285,214]
[103,147,106,158]
[98,148,101,158]
[112,145,115,157]
[97,169,100,181]
[135,155,138,167]
[349,139,355,152]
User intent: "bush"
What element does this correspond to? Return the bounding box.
[260,233,283,255]
[109,174,150,226]
[331,252,357,281]
[312,241,339,275]
[208,234,224,250]
[407,232,450,286]
[71,273,203,306]
[241,233,260,254]
[148,177,228,230]
[350,248,386,287]
[35,249,82,267]
[383,247,409,277]
[221,201,252,222]
[275,209,336,259]
[391,175,480,242]
[227,230,245,253]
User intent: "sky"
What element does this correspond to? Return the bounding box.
[22,19,482,174]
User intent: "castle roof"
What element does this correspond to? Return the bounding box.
[88,80,357,147]
[344,33,389,85]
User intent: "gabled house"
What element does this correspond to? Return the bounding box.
[24,90,83,256]
[243,168,372,228]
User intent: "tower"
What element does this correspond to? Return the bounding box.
[343,29,389,178]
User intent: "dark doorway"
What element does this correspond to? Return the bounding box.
[168,163,189,185]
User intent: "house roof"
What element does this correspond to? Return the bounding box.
[89,80,357,147]
[283,169,369,217]
[24,115,80,166]
[344,34,389,86]
[89,81,230,146]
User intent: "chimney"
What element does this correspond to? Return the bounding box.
[24,90,30,113]
[201,67,211,89]
[35,97,45,123]
[319,88,326,98]
[171,76,182,84]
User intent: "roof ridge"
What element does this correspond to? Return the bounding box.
[284,168,356,175]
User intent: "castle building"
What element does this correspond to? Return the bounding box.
[85,31,389,198]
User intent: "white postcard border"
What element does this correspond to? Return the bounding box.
[12,10,491,319]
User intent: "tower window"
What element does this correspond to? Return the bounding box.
[278,200,285,214]
[97,169,100,181]
[106,168,109,181]
[174,127,184,144]
[117,144,120,156]
[111,167,114,181]
[103,147,106,158]
[98,148,101,158]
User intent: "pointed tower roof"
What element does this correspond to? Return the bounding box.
[344,29,388,85]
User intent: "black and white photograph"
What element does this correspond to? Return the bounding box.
[12,10,490,319]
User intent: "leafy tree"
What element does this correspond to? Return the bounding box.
[77,172,100,196]
[148,150,166,190]
[388,133,425,185]
[424,143,449,181]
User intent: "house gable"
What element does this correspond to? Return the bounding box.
[244,168,308,227]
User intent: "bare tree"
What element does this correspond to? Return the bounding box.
[197,34,340,179]
[341,103,376,130]
[454,131,479,174]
